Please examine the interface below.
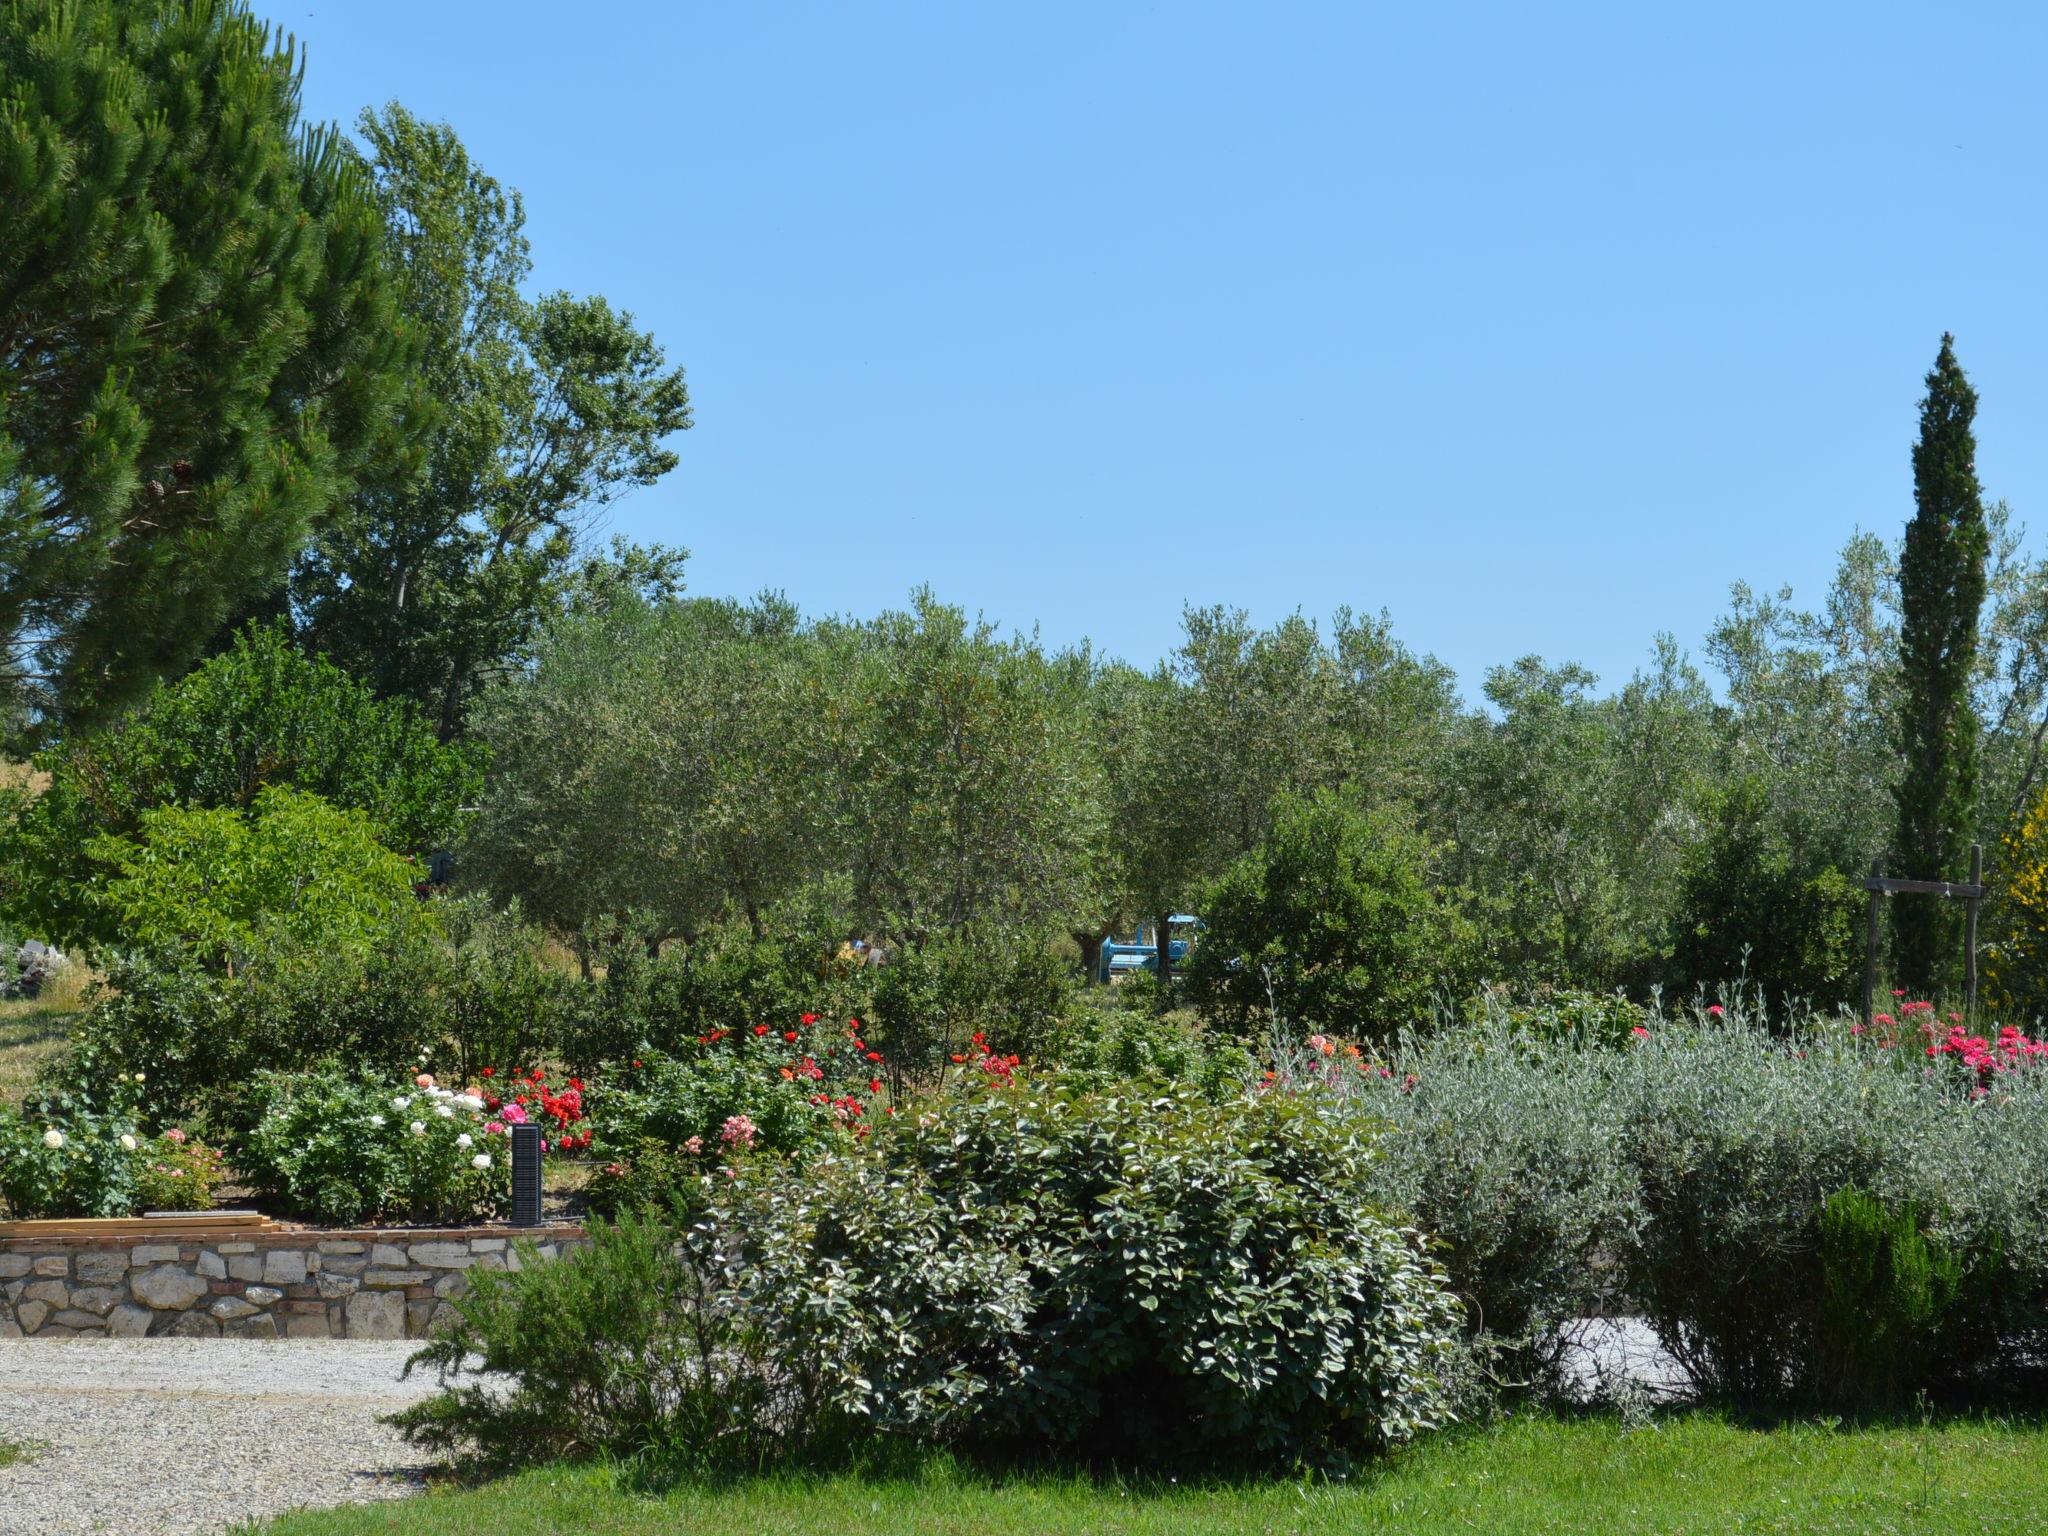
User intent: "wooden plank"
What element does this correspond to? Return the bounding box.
[1861,876,1985,899]
[0,1213,286,1238]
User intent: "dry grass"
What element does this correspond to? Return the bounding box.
[0,962,93,1106]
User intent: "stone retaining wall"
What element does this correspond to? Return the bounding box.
[0,1226,585,1340]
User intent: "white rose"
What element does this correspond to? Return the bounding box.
[410,1121,426,1136]
[133,1073,145,1083]
[435,1104,454,1118]
[119,1133,138,1151]
[457,1094,484,1111]
[470,1153,492,1171]
[455,1133,473,1149]
[391,1096,412,1110]
[41,1129,63,1150]
[368,1115,386,1129]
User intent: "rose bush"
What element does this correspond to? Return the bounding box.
[240,1068,511,1225]
[0,1067,223,1218]
[584,1013,891,1215]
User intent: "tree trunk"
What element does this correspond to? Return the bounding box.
[1155,914,1173,990]
[1076,930,1104,985]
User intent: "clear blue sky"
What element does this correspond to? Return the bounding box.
[283,1,2048,698]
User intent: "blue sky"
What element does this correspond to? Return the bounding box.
[284,1,2048,697]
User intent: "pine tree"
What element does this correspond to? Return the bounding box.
[0,0,423,740]
[1893,334,1988,991]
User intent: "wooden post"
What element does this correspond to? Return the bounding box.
[1966,842,1982,1018]
[1863,858,1883,1026]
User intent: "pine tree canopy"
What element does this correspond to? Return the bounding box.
[0,0,424,740]
[1893,332,1988,990]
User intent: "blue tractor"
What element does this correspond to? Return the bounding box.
[1097,915,1203,984]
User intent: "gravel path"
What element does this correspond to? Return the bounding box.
[0,1339,454,1536]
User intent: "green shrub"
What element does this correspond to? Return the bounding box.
[866,924,1075,1079]
[71,902,572,1122]
[393,1208,833,1475]
[557,915,873,1070]
[84,784,431,975]
[726,1074,1469,1467]
[1187,788,1475,1039]
[1609,1021,2034,1407]
[239,1067,506,1225]
[1812,1185,1967,1410]
[1348,1022,1641,1389]
[1033,993,1251,1098]
[3,624,480,951]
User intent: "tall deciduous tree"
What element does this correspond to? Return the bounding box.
[291,104,692,739]
[1893,334,1988,991]
[0,0,421,737]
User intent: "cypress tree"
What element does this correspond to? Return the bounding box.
[1893,333,1988,992]
[0,0,424,740]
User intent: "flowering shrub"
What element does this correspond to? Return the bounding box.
[240,1068,508,1225]
[473,1067,592,1153]
[719,1073,1469,1467]
[131,1127,228,1212]
[583,1014,889,1213]
[0,1068,223,1218]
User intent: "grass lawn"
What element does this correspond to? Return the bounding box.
[255,1413,2048,1536]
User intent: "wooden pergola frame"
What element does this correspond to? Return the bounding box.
[1860,843,1984,1024]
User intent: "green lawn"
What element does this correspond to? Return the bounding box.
[256,1413,2048,1536]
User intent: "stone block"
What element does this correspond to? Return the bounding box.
[130,1244,180,1265]
[227,1256,263,1282]
[131,1264,210,1311]
[432,1272,468,1299]
[282,1312,332,1338]
[216,1243,256,1254]
[0,1255,32,1279]
[210,1296,261,1320]
[66,1286,123,1316]
[474,1251,506,1271]
[35,1323,82,1339]
[370,1243,409,1268]
[407,1242,473,1269]
[317,1271,360,1299]
[320,1255,367,1277]
[318,1240,366,1255]
[344,1289,406,1339]
[0,1319,21,1339]
[243,1285,283,1306]
[279,1298,327,1315]
[196,1251,227,1280]
[164,1311,220,1338]
[75,1252,130,1286]
[365,1269,430,1287]
[32,1255,69,1277]
[406,1300,436,1336]
[107,1303,152,1338]
[21,1279,68,1307]
[50,1308,109,1330]
[468,1238,506,1253]
[261,1251,308,1286]
[16,1300,49,1333]
[226,1313,280,1339]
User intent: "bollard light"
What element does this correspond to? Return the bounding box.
[510,1122,543,1227]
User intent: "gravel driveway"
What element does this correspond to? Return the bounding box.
[0,1339,452,1536]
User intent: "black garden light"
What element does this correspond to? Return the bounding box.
[510,1122,543,1227]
